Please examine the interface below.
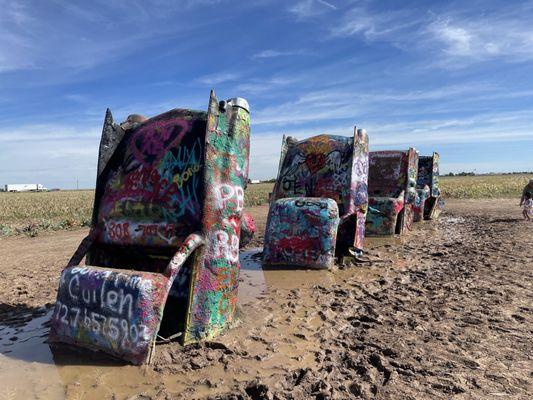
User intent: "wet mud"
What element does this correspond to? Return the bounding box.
[0,199,531,399]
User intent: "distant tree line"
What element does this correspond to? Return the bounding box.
[445,171,532,177]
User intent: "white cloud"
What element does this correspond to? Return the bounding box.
[251,49,305,59]
[0,123,100,188]
[365,111,533,147]
[428,19,473,57]
[196,72,241,85]
[289,0,337,19]
[330,7,420,40]
[0,2,37,72]
[248,106,533,179]
[236,77,297,95]
[426,16,533,63]
[251,82,504,126]
[322,3,533,67]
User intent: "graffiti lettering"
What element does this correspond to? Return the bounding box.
[66,276,135,319]
[274,136,357,205]
[263,198,339,268]
[213,230,239,263]
[173,164,201,188]
[53,300,147,347]
[215,184,244,212]
[52,267,157,352]
[111,201,162,219]
[106,221,130,240]
[102,220,178,245]
[294,199,329,209]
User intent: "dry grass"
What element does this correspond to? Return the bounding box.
[1,175,529,237]
[245,182,274,206]
[440,174,530,199]
[0,190,93,236]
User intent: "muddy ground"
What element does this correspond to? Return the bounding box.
[0,199,531,399]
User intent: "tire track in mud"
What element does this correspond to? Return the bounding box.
[199,213,532,400]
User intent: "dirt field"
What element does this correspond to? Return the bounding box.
[0,199,531,399]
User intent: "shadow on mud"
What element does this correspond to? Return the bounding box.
[49,344,127,366]
[489,218,523,223]
[0,303,51,327]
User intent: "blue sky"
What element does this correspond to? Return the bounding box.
[1,0,532,189]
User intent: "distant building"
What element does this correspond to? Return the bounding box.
[250,179,261,184]
[5,184,48,192]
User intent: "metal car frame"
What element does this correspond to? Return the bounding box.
[416,152,442,220]
[365,148,419,236]
[262,128,369,269]
[49,91,250,364]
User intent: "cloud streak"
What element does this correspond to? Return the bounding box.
[289,0,337,19]
[322,2,533,67]
[251,49,307,59]
[426,15,533,63]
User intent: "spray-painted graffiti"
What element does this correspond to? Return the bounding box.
[212,230,240,263]
[348,129,369,251]
[102,220,180,246]
[265,130,369,268]
[50,266,169,363]
[263,198,339,268]
[273,134,360,212]
[366,197,405,236]
[50,93,251,364]
[417,157,432,188]
[366,149,419,236]
[239,212,256,248]
[215,184,244,212]
[414,186,430,222]
[415,152,442,220]
[184,93,250,343]
[94,111,207,249]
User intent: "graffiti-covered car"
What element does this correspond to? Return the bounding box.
[365,149,419,236]
[262,128,369,269]
[415,152,442,220]
[49,91,251,364]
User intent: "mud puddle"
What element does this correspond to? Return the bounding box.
[0,243,416,399]
[0,249,343,399]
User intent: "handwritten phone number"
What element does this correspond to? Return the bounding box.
[53,300,148,346]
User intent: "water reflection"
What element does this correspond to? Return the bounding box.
[0,250,271,399]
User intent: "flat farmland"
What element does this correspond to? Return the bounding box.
[0,174,530,237]
[438,173,530,198]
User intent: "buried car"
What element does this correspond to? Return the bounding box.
[415,152,442,221]
[262,128,369,269]
[365,148,419,236]
[49,91,252,364]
